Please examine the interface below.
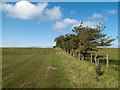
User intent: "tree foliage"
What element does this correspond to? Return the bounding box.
[54,21,117,60]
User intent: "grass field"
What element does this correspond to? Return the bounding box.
[86,48,118,70]
[2,48,118,88]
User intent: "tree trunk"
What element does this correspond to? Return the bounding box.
[106,54,109,68]
[78,52,81,60]
[91,53,92,63]
[82,55,85,61]
[70,49,73,55]
[82,53,85,61]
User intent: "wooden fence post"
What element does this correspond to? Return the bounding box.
[94,54,98,66]
[98,59,99,65]
[106,54,109,68]
[94,55,97,66]
[91,53,92,63]
[79,52,81,61]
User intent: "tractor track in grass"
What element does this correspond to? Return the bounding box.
[2,50,50,88]
[51,51,57,88]
[3,49,46,68]
[19,58,48,88]
[2,50,46,76]
[19,49,53,88]
[3,55,37,76]
[2,58,41,88]
[15,52,52,88]
[3,48,71,88]
[52,69,57,88]
[31,50,53,88]
[35,49,55,88]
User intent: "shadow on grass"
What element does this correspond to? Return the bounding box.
[84,53,119,71]
[96,65,105,76]
[99,59,118,65]
[85,53,119,65]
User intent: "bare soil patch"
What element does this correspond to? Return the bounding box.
[47,66,58,70]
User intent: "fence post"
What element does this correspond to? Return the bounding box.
[98,59,99,65]
[91,53,92,63]
[106,54,109,68]
[94,54,98,66]
[79,52,81,61]
[94,55,97,66]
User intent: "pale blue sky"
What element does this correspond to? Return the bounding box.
[2,1,118,48]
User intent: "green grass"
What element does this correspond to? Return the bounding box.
[87,48,118,61]
[86,48,118,70]
[2,48,118,88]
[2,48,71,88]
[56,48,118,88]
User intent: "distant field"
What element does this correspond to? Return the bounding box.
[87,48,118,61]
[86,48,118,69]
[2,48,118,88]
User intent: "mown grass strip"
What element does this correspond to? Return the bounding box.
[35,49,71,88]
[56,48,118,88]
[2,48,52,88]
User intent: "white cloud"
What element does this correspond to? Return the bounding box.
[107,9,117,14]
[82,21,97,28]
[53,18,98,33]
[45,6,62,20]
[53,18,79,30]
[2,1,48,19]
[88,13,103,19]
[73,21,97,29]
[108,42,119,48]
[88,12,108,21]
[54,21,67,29]
[64,18,78,24]
[2,1,62,20]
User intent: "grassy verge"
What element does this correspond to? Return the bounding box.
[56,48,118,88]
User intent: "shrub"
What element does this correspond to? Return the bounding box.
[96,64,104,76]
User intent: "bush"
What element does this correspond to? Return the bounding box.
[96,64,104,76]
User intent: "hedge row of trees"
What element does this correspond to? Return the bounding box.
[54,21,117,61]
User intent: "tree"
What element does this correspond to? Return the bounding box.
[72,21,116,60]
[54,21,117,61]
[69,34,78,56]
[54,35,66,50]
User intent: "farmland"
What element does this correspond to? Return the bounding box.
[2,48,118,88]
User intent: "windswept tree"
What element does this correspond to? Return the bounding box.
[72,21,117,60]
[54,21,117,61]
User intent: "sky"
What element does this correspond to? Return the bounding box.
[1,1,118,48]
